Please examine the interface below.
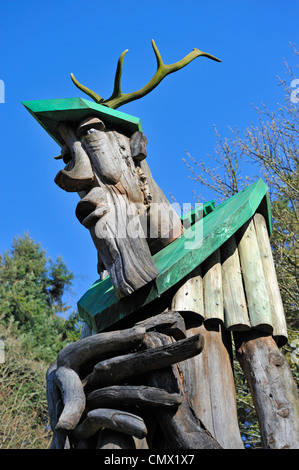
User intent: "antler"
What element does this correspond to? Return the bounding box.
[71,40,221,109]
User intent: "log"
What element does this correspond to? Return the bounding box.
[202,249,224,323]
[85,332,204,390]
[171,265,204,318]
[144,332,222,449]
[221,234,251,330]
[87,385,182,409]
[72,409,147,441]
[55,366,86,433]
[237,218,273,333]
[253,213,288,345]
[235,330,299,449]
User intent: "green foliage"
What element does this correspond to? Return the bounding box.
[0,234,81,362]
[0,321,52,448]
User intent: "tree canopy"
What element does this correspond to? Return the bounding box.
[0,233,81,362]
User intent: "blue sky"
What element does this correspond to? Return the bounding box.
[0,0,298,314]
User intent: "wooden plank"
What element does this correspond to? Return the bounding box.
[253,213,288,346]
[202,249,224,323]
[221,235,251,331]
[237,218,273,333]
[171,265,204,318]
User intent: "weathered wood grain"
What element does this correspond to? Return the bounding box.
[179,322,244,449]
[87,385,182,409]
[139,159,183,255]
[78,126,159,298]
[235,330,299,449]
[221,234,251,331]
[253,213,288,345]
[130,130,148,161]
[237,218,273,333]
[144,332,222,449]
[202,249,224,323]
[171,265,204,318]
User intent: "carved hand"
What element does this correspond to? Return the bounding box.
[46,312,206,449]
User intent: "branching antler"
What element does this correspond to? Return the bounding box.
[71,39,221,109]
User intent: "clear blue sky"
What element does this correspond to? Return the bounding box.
[0,0,298,314]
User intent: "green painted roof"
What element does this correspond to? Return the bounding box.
[78,179,272,332]
[22,97,143,147]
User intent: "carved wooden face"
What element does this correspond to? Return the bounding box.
[54,117,159,298]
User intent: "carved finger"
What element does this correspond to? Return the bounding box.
[87,385,182,409]
[72,409,147,441]
[55,366,86,433]
[85,332,204,390]
[57,327,146,373]
[46,362,68,448]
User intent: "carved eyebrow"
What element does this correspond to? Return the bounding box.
[70,39,221,110]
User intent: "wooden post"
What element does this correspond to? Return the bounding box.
[234,215,299,448]
[221,235,251,331]
[253,213,288,345]
[235,330,299,449]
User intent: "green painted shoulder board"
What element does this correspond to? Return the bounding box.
[78,179,272,332]
[22,97,143,147]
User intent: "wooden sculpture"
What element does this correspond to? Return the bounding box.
[23,41,299,450]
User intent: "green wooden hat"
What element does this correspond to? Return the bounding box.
[22,97,143,147]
